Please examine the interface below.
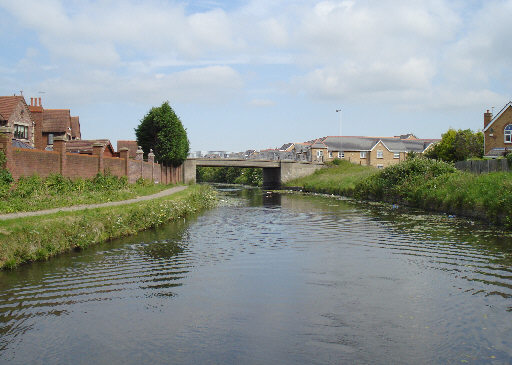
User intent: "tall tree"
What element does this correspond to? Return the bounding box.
[135,102,190,167]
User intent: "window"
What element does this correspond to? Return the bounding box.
[377,164,384,169]
[317,150,323,157]
[394,153,400,159]
[376,150,383,159]
[14,124,28,139]
[329,151,333,158]
[48,133,54,145]
[338,151,344,158]
[360,151,366,158]
[505,125,512,143]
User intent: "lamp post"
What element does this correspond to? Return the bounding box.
[336,108,342,159]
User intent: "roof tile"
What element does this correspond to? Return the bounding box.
[43,109,71,133]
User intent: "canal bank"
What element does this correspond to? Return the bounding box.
[0,184,217,269]
[285,159,512,228]
[1,186,511,364]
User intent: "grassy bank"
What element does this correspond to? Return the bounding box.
[286,159,512,227]
[0,173,173,214]
[0,184,217,269]
[285,160,377,195]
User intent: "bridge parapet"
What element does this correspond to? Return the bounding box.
[183,158,324,189]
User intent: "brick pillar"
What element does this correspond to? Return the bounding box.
[135,146,144,180]
[119,147,129,177]
[0,127,13,172]
[148,149,155,181]
[135,146,143,160]
[53,136,67,176]
[92,143,105,174]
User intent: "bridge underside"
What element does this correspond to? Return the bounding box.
[183,159,324,189]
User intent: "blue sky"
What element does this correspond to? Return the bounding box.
[1,0,511,152]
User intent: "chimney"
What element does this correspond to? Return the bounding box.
[38,97,42,107]
[30,97,34,106]
[484,109,493,128]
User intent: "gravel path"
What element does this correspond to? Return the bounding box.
[0,185,188,221]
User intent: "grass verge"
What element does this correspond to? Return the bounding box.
[286,158,512,228]
[0,184,217,269]
[0,173,175,214]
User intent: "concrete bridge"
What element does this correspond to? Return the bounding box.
[183,159,324,189]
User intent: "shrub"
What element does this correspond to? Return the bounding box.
[506,153,512,167]
[354,157,456,200]
[0,151,13,185]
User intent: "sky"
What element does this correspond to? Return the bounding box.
[1,0,511,152]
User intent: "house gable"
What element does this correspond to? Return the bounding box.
[0,96,35,147]
[483,102,512,132]
[369,140,391,152]
[483,102,512,155]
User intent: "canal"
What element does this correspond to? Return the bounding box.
[1,187,512,364]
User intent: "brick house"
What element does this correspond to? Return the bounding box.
[71,116,81,140]
[0,95,35,147]
[304,135,438,168]
[117,140,138,159]
[483,102,512,156]
[42,109,72,147]
[28,98,82,149]
[310,139,328,162]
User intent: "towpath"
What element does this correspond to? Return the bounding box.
[0,185,188,221]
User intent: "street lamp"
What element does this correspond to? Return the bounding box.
[336,108,342,158]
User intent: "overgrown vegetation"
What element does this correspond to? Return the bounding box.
[425,128,484,161]
[197,166,263,186]
[0,184,217,269]
[354,157,456,200]
[286,157,512,227]
[0,172,172,214]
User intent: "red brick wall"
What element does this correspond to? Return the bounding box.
[104,156,124,177]
[11,148,60,179]
[66,153,99,179]
[142,161,152,180]
[6,145,182,184]
[128,159,142,184]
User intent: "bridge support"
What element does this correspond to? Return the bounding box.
[262,167,281,190]
[182,159,197,184]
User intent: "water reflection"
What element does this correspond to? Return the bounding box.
[0,219,195,360]
[0,187,511,364]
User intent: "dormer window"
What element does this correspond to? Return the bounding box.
[505,125,512,143]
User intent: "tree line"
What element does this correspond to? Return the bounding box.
[196,166,262,186]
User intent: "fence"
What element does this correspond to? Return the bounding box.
[454,159,509,174]
[0,127,182,184]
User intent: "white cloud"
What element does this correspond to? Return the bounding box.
[37,66,243,105]
[295,57,436,100]
[1,0,511,116]
[249,98,275,107]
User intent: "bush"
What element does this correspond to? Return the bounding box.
[354,157,456,200]
[326,158,343,166]
[0,151,13,186]
[506,153,512,167]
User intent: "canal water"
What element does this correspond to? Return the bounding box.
[1,187,512,364]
